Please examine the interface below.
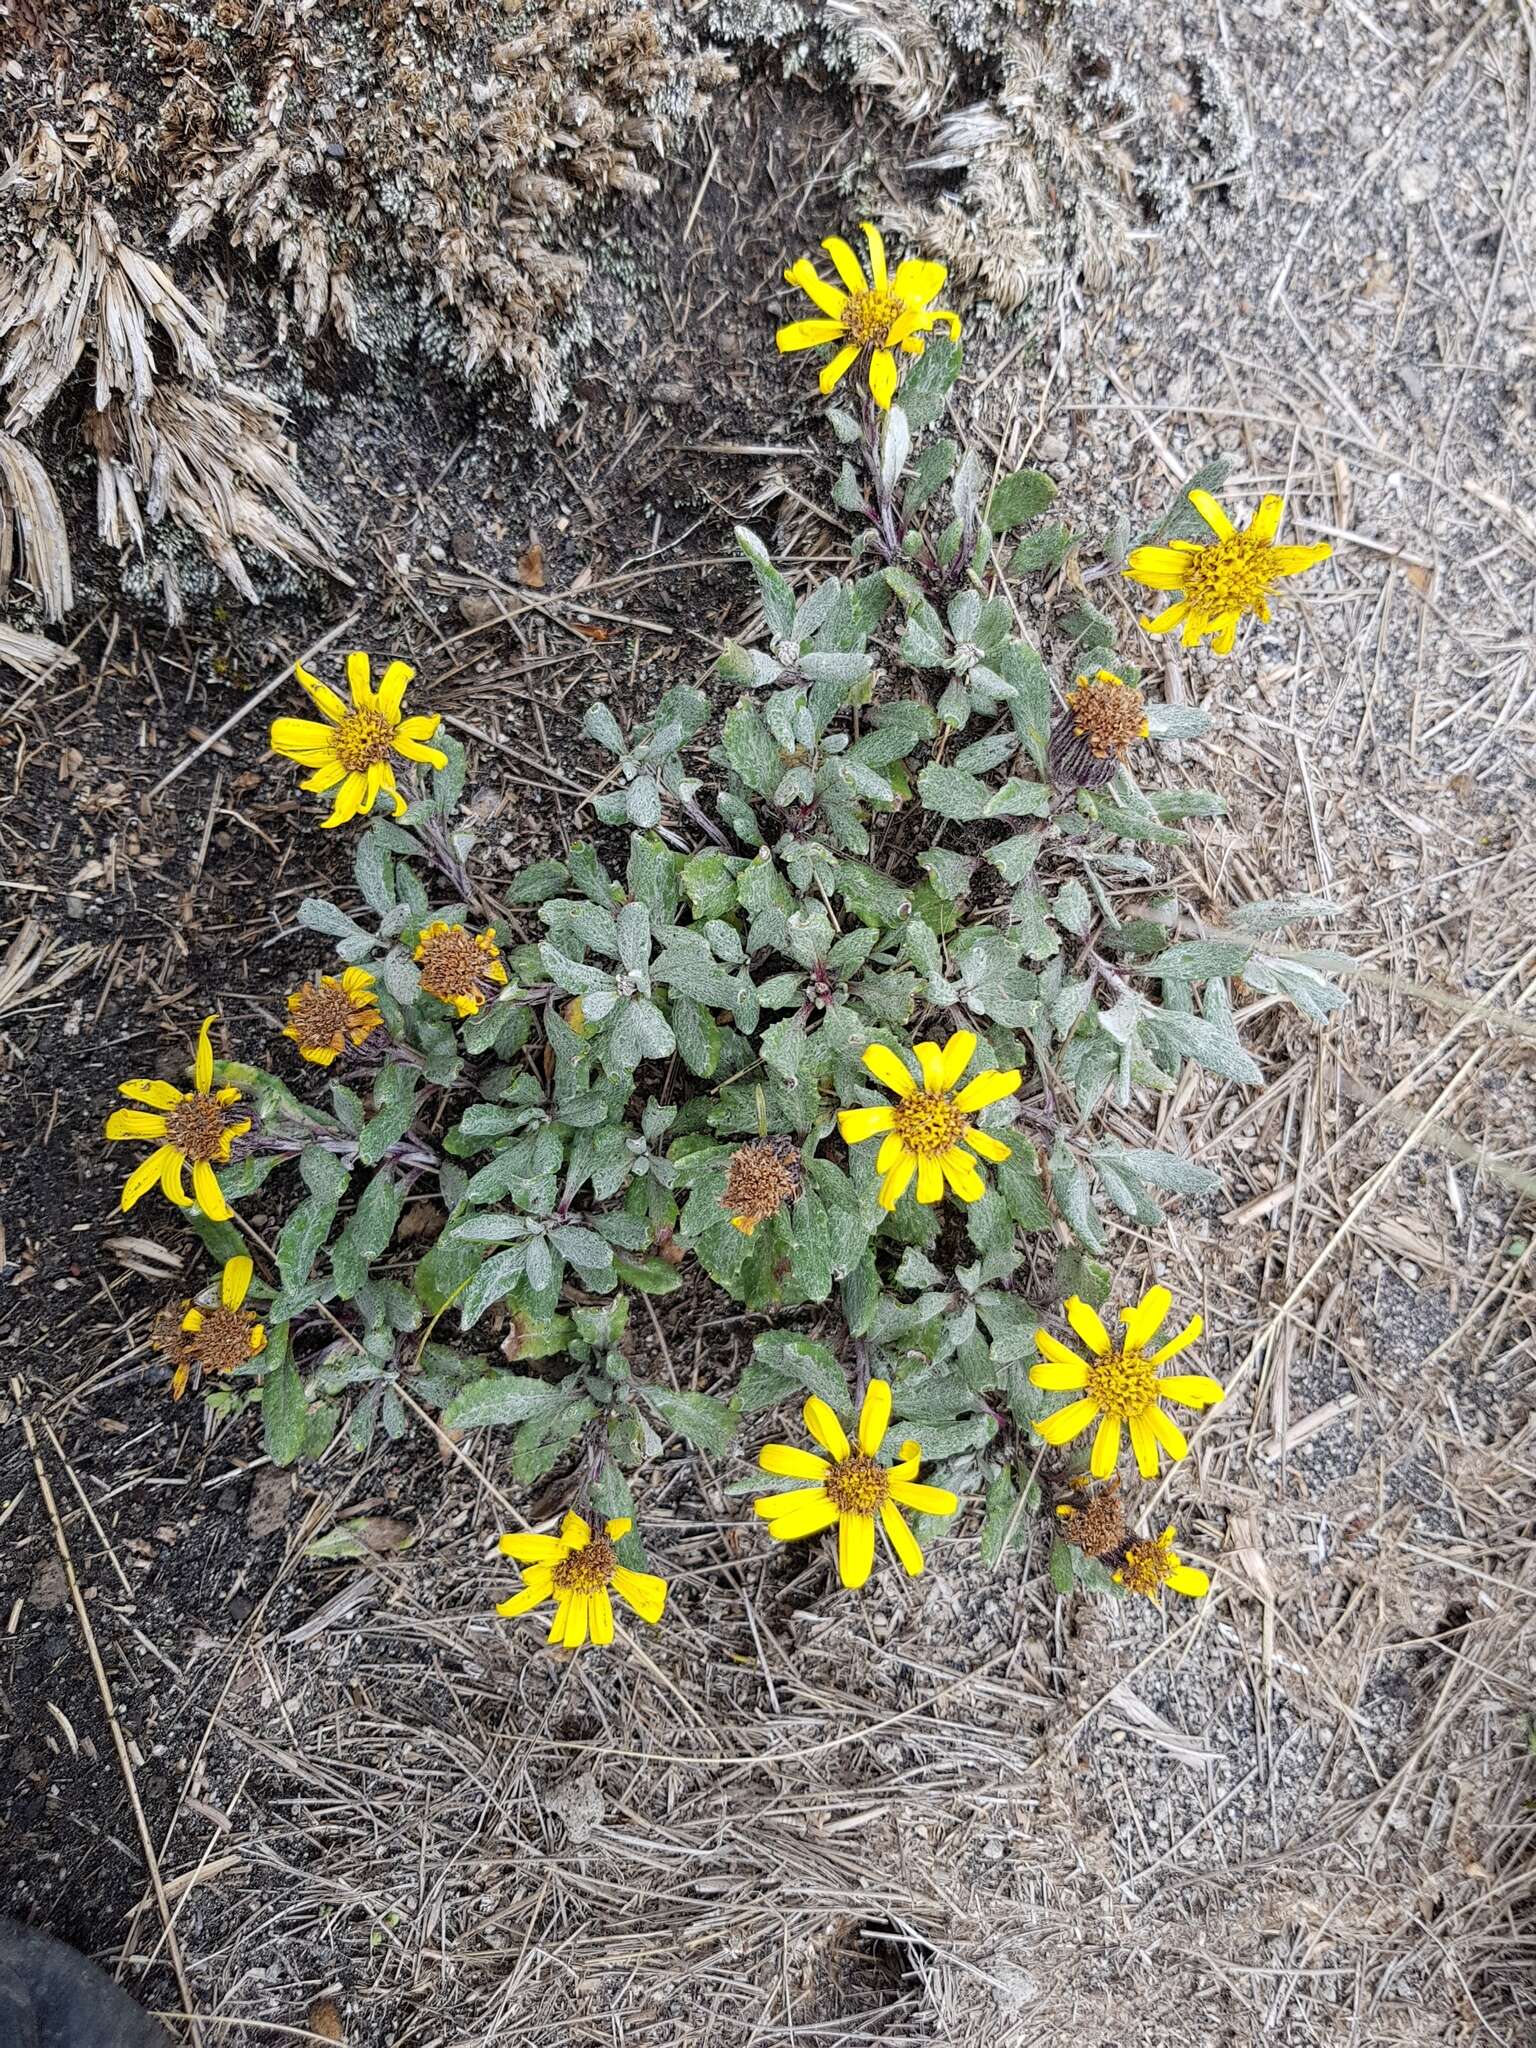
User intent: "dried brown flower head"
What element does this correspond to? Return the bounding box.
[722,1136,803,1236]
[1048,669,1149,789]
[1055,1475,1125,1559]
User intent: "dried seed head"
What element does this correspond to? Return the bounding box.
[164,1091,237,1162]
[1049,669,1149,789]
[722,1137,802,1235]
[1056,1476,1125,1559]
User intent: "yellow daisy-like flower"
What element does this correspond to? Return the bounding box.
[104,1015,249,1222]
[413,920,509,1017]
[1124,491,1332,655]
[777,221,962,411]
[1115,1523,1211,1604]
[497,1512,668,1650]
[269,651,448,828]
[176,1253,267,1401]
[753,1379,959,1590]
[1029,1286,1224,1480]
[282,968,384,1066]
[837,1028,1020,1212]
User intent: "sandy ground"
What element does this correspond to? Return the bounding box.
[2,2,1534,2043]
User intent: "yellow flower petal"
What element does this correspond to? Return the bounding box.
[818,343,859,395]
[837,1510,876,1589]
[880,1500,924,1575]
[821,234,868,294]
[322,771,370,829]
[874,1131,905,1175]
[758,1495,840,1542]
[861,1043,915,1097]
[269,716,340,765]
[783,258,846,319]
[1033,1397,1099,1447]
[803,1395,850,1462]
[193,1015,216,1092]
[191,1158,230,1222]
[838,1104,896,1144]
[346,649,374,711]
[119,1149,168,1212]
[588,1587,615,1646]
[1089,1412,1122,1478]
[892,256,947,306]
[938,1148,983,1202]
[560,1511,591,1549]
[936,1029,977,1090]
[499,1532,566,1562]
[1035,1329,1087,1371]
[1064,1296,1110,1356]
[1147,1314,1204,1366]
[546,1594,572,1645]
[1029,1357,1089,1392]
[868,348,898,410]
[378,659,414,722]
[860,220,888,288]
[1140,602,1189,637]
[913,1040,946,1091]
[611,1565,668,1624]
[758,1443,831,1480]
[915,1154,944,1204]
[497,1580,553,1618]
[394,734,448,768]
[1188,489,1235,541]
[562,1591,590,1650]
[105,1108,168,1140]
[887,1477,958,1517]
[301,761,346,793]
[952,1067,1020,1112]
[603,1517,632,1541]
[963,1125,1010,1164]
[1155,1371,1223,1409]
[294,662,347,723]
[878,1151,915,1211]
[1128,1411,1159,1479]
[1121,1285,1173,1353]
[857,1378,891,1456]
[220,1255,252,1309]
[118,1078,182,1109]
[1145,1404,1188,1461]
[159,1147,190,1207]
[1166,1563,1210,1597]
[1268,542,1333,576]
[777,317,847,352]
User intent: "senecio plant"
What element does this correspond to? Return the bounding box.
[110,224,1341,1649]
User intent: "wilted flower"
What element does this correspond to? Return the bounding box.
[722,1136,802,1235]
[176,1254,266,1400]
[414,920,508,1017]
[1054,1475,1126,1559]
[1048,668,1149,789]
[1116,1523,1211,1603]
[283,968,384,1065]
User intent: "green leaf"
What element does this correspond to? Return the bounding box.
[1048,1534,1077,1597]
[1112,1148,1222,1197]
[733,526,797,642]
[644,1384,739,1457]
[1144,939,1253,981]
[262,1358,309,1468]
[442,1371,567,1429]
[750,1332,848,1411]
[670,993,721,1078]
[980,1468,1022,1568]
[1050,1142,1105,1252]
[1009,521,1074,574]
[986,467,1057,534]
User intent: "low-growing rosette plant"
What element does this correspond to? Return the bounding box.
[114,223,1344,1647]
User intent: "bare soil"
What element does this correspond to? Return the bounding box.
[3,12,1534,2047]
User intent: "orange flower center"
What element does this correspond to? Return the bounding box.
[1085,1348,1158,1422]
[189,1304,259,1377]
[1119,1533,1176,1599]
[824,1455,890,1516]
[892,1089,965,1158]
[333,709,397,772]
[1180,532,1278,617]
[289,979,378,1053]
[551,1537,616,1595]
[722,1138,802,1229]
[164,1091,236,1162]
[842,286,903,348]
